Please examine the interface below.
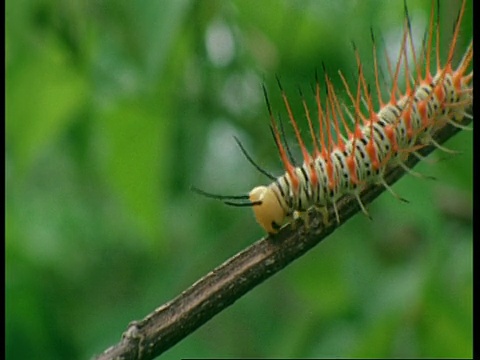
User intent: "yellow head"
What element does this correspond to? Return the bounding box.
[249,186,286,234]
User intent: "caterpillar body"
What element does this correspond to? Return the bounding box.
[194,0,473,234]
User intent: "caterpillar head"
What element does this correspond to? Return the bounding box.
[249,186,286,234]
[191,184,286,234]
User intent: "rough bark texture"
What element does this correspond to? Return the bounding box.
[93,114,472,360]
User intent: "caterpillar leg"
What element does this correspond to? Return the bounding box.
[398,161,436,181]
[411,150,450,166]
[285,213,296,231]
[379,178,409,203]
[294,207,338,230]
[312,205,331,227]
[293,210,310,229]
[355,193,372,220]
[411,151,438,165]
[332,201,340,225]
[445,118,473,131]
[427,136,462,155]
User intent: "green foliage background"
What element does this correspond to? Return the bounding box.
[6,0,472,359]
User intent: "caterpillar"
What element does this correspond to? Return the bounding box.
[193,0,473,234]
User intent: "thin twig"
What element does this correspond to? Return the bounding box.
[93,112,472,360]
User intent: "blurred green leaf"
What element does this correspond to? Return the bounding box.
[97,97,165,243]
[6,39,87,173]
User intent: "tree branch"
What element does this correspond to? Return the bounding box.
[93,113,471,360]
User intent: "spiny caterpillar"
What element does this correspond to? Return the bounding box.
[193,0,473,234]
